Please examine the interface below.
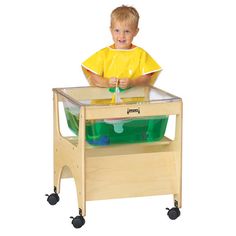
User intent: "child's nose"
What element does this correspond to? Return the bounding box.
[119,31,125,37]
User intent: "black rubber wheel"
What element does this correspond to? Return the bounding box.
[46,193,60,205]
[71,216,85,228]
[167,207,181,220]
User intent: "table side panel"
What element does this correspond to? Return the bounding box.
[85,151,178,200]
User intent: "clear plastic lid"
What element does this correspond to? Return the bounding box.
[53,86,181,106]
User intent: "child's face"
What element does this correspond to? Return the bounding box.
[110,21,139,49]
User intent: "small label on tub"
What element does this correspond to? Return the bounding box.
[127,107,140,114]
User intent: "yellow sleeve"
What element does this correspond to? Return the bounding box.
[81,49,105,84]
[140,50,162,85]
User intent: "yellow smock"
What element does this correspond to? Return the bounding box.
[81,46,162,104]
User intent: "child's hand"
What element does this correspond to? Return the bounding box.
[119,78,133,89]
[109,77,118,88]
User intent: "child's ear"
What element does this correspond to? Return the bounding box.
[134,28,139,36]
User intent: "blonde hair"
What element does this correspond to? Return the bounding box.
[111,5,139,29]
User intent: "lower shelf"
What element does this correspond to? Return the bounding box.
[66,136,172,156]
[59,136,180,201]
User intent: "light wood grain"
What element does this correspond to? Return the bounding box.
[52,87,183,216]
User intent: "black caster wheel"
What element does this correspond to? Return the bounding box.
[70,215,85,228]
[46,193,60,205]
[166,207,181,220]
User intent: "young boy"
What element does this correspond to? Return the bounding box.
[82,5,162,89]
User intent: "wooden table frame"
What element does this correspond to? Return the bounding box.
[52,86,183,217]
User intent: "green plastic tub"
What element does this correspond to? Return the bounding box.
[64,108,168,146]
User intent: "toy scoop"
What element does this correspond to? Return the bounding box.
[107,81,129,133]
[110,79,122,104]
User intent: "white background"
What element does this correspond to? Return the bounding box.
[1,0,236,235]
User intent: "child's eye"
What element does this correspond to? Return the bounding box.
[114,29,119,33]
[125,30,130,33]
